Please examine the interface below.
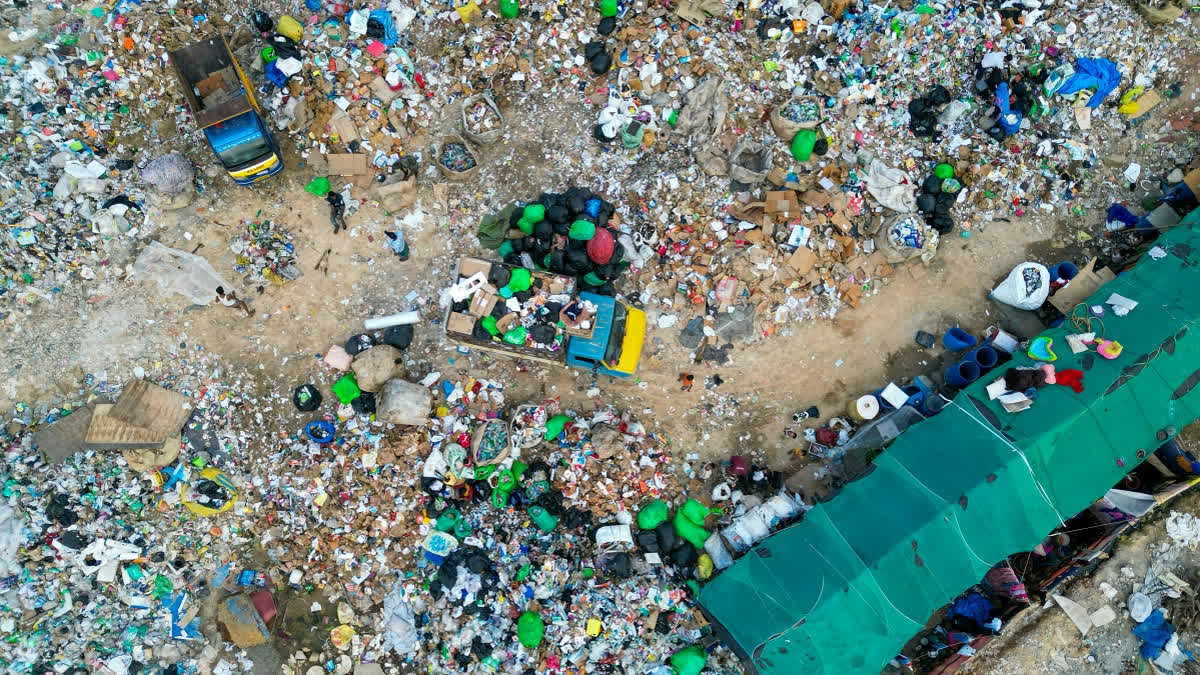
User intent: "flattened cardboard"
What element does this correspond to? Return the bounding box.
[765,190,800,215]
[787,246,817,275]
[108,379,192,438]
[468,290,498,318]
[85,404,165,450]
[1048,258,1116,314]
[35,402,103,462]
[459,258,493,280]
[327,153,369,176]
[448,312,476,336]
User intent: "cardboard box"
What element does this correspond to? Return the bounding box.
[799,190,830,208]
[448,312,476,336]
[459,258,493,281]
[787,246,817,275]
[468,290,498,318]
[1048,258,1115,314]
[496,313,520,334]
[1185,168,1200,203]
[327,153,369,176]
[765,190,800,215]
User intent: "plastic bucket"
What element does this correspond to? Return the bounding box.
[901,385,926,409]
[945,360,981,387]
[1049,261,1079,282]
[970,345,999,371]
[942,327,977,351]
[921,394,948,416]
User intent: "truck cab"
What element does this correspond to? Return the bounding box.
[170,36,283,185]
[564,292,646,378]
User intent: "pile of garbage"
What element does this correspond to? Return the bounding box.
[229,219,300,285]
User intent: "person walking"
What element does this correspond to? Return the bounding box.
[327,190,347,234]
[384,230,410,260]
[215,286,254,317]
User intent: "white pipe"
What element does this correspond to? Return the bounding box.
[364,310,420,330]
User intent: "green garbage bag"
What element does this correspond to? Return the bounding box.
[509,267,532,291]
[478,203,519,249]
[568,220,596,241]
[482,316,499,336]
[453,518,472,540]
[790,129,817,162]
[543,414,571,440]
[522,204,545,223]
[502,326,527,345]
[583,271,604,286]
[331,373,361,404]
[669,645,706,675]
[621,122,645,149]
[517,217,535,235]
[637,499,670,530]
[599,0,618,16]
[529,505,558,532]
[500,0,519,18]
[498,239,515,258]
[499,285,514,299]
[304,176,331,197]
[934,163,955,180]
[436,508,460,532]
[674,498,711,549]
[517,611,544,648]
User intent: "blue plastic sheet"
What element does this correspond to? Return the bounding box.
[370,9,399,47]
[995,83,1022,136]
[1106,203,1140,228]
[1132,610,1175,660]
[265,60,288,87]
[1056,58,1121,108]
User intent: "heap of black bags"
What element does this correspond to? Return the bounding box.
[916,163,964,235]
[495,186,627,297]
[908,85,951,139]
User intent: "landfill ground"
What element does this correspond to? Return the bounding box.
[5,0,1200,673]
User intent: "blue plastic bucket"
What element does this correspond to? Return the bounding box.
[901,385,926,409]
[920,394,948,416]
[942,327,977,351]
[945,360,981,387]
[1049,261,1079,283]
[970,345,999,371]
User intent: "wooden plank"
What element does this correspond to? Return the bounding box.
[108,380,193,437]
[85,404,165,450]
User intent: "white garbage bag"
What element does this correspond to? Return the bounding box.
[380,585,419,655]
[865,160,917,213]
[990,261,1051,310]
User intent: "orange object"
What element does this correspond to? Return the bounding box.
[123,36,134,50]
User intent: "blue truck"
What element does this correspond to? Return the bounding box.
[169,36,283,185]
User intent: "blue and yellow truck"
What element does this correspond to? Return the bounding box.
[169,36,283,185]
[444,257,645,378]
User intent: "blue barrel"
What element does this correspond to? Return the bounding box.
[970,345,999,371]
[942,327,977,351]
[901,385,926,409]
[945,360,981,388]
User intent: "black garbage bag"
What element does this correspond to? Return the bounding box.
[637,531,660,553]
[471,320,493,342]
[490,302,508,320]
[465,550,490,574]
[565,187,591,214]
[438,562,458,589]
[605,552,633,578]
[547,204,570,225]
[534,221,553,241]
[47,494,77,527]
[251,10,273,33]
[916,193,936,213]
[345,333,375,356]
[598,16,616,35]
[548,249,567,273]
[590,52,612,75]
[670,543,698,567]
[593,124,616,144]
[813,138,829,156]
[596,201,615,225]
[270,35,302,61]
[351,391,376,414]
[382,324,414,350]
[530,323,557,344]
[538,192,563,209]
[927,85,950,106]
[292,384,322,411]
[489,265,511,288]
[452,298,470,314]
[584,41,604,61]
[514,289,534,304]
[561,507,591,530]
[934,191,957,213]
[565,248,591,274]
[509,207,524,228]
[922,175,944,194]
[366,17,386,39]
[58,530,88,550]
[655,522,677,552]
[610,241,625,264]
[510,236,527,253]
[931,214,955,234]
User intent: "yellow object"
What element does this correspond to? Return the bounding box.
[330,624,356,649]
[228,153,279,179]
[586,618,602,637]
[607,302,646,376]
[698,553,714,580]
[1118,87,1144,115]
[180,467,238,516]
[456,0,481,23]
[276,15,304,42]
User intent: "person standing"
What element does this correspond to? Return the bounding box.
[732,2,745,32]
[384,230,410,260]
[215,286,254,317]
[327,190,347,234]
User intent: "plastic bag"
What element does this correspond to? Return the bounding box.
[543,414,571,440]
[704,532,733,570]
[638,499,670,529]
[131,241,231,305]
[990,262,1050,310]
[517,611,544,648]
[674,499,711,549]
[669,646,707,675]
[305,176,331,197]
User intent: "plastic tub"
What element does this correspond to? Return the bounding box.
[942,327,978,351]
[1049,261,1079,282]
[970,345,999,371]
[945,360,981,387]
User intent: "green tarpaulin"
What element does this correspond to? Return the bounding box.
[701,215,1200,674]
